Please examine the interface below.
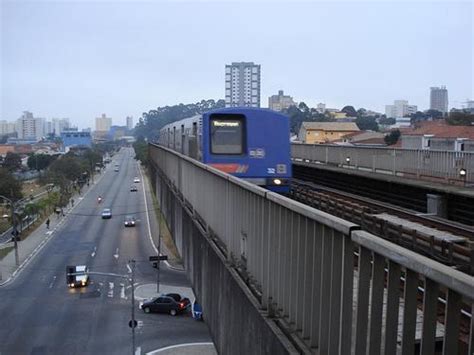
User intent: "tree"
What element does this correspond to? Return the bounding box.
[2,152,22,172]
[27,154,57,171]
[133,138,148,166]
[379,116,396,125]
[0,168,23,200]
[341,105,358,117]
[135,99,226,140]
[357,108,367,117]
[410,111,427,123]
[425,109,444,119]
[446,111,474,126]
[355,116,379,131]
[384,130,401,145]
[48,156,82,185]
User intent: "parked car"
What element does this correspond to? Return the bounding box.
[101,208,112,219]
[140,293,190,316]
[124,215,136,227]
[130,185,138,192]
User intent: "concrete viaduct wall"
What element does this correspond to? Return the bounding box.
[152,171,298,355]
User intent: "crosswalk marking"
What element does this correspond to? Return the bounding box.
[108,282,114,298]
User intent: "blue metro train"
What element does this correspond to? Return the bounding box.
[156,107,292,193]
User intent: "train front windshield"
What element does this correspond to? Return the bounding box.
[210,115,245,155]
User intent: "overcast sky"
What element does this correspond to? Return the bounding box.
[1,0,473,129]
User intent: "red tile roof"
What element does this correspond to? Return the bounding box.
[402,120,474,139]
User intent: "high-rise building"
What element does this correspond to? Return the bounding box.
[225,62,261,107]
[95,113,112,132]
[126,116,133,130]
[430,86,448,114]
[16,111,44,141]
[51,118,70,135]
[385,100,418,118]
[268,90,296,112]
[0,120,16,135]
[316,103,326,114]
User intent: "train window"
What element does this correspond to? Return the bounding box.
[210,114,245,155]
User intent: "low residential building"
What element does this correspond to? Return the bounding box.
[385,100,417,118]
[61,128,92,151]
[0,145,15,156]
[298,122,360,144]
[340,131,387,146]
[401,120,474,152]
[268,90,296,111]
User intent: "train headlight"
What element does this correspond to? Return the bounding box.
[273,179,282,185]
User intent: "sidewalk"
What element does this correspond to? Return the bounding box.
[135,283,195,302]
[0,169,104,286]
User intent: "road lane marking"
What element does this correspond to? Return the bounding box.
[48,276,57,289]
[120,283,126,299]
[114,248,119,259]
[108,282,114,298]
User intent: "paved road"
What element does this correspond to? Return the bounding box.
[0,148,213,354]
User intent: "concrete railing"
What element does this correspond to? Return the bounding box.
[292,144,474,185]
[150,143,474,355]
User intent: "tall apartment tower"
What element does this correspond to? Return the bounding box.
[16,111,44,141]
[95,113,112,132]
[126,116,133,130]
[430,86,449,114]
[225,62,261,107]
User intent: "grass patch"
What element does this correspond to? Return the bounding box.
[0,245,14,260]
[147,173,181,262]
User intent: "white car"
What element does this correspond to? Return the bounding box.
[101,208,112,219]
[133,177,140,183]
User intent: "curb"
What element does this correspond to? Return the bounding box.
[138,164,184,272]
[0,170,106,287]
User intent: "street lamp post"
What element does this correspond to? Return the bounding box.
[459,168,467,186]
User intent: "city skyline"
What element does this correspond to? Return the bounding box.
[1,1,472,129]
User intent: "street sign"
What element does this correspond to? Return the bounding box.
[149,255,168,262]
[129,320,138,328]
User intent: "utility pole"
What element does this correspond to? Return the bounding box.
[66,265,138,355]
[130,259,136,355]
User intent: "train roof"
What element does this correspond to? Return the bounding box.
[160,107,288,132]
[204,106,289,119]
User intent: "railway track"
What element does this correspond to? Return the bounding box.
[290,179,474,275]
[290,179,473,351]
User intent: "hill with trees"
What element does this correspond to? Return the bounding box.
[134,99,225,140]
